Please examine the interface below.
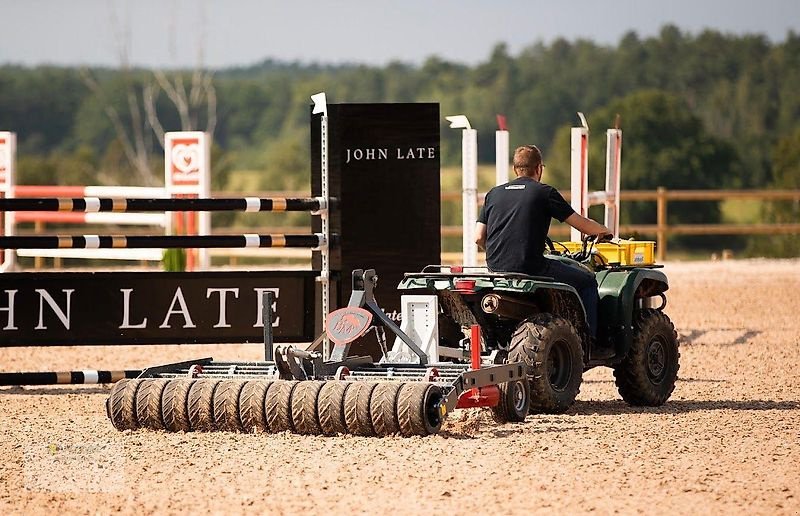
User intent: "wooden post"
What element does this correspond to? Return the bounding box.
[657,187,667,262]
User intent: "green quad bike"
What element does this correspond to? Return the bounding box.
[398,236,679,414]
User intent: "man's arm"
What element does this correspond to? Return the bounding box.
[475,222,487,251]
[564,213,613,239]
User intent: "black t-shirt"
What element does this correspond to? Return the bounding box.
[477,176,574,274]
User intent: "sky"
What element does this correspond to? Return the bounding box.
[0,0,797,69]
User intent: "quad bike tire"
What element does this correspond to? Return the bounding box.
[187,379,220,431]
[344,381,378,436]
[396,382,444,437]
[107,379,144,431]
[317,381,349,436]
[161,379,193,432]
[614,309,680,406]
[491,379,531,423]
[264,381,296,433]
[135,379,169,430]
[291,381,324,435]
[369,382,403,437]
[239,380,272,433]
[213,380,246,432]
[509,313,584,414]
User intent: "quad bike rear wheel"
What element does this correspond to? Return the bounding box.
[614,309,679,406]
[508,313,583,414]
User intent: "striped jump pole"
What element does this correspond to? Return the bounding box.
[0,196,332,213]
[0,233,329,250]
[0,370,140,386]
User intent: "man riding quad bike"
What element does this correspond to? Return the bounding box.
[399,235,679,414]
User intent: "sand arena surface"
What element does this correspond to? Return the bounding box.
[1,259,798,515]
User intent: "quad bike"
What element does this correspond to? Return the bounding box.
[397,235,680,414]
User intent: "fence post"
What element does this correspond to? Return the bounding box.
[657,186,667,262]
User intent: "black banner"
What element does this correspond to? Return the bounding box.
[0,271,316,346]
[311,103,441,357]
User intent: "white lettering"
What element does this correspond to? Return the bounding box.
[207,288,240,328]
[0,290,18,330]
[379,148,388,159]
[427,147,435,158]
[253,288,280,328]
[345,148,351,164]
[35,289,74,330]
[119,289,148,328]
[159,288,196,328]
[366,148,375,160]
[353,149,363,160]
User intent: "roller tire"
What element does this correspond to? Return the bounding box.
[369,382,403,437]
[135,379,169,430]
[317,381,349,436]
[614,309,680,406]
[397,382,444,437]
[491,379,530,424]
[239,380,272,433]
[344,382,378,436]
[187,379,220,432]
[107,379,144,431]
[290,381,324,435]
[264,381,296,433]
[509,313,583,414]
[161,379,193,432]
[213,380,246,432]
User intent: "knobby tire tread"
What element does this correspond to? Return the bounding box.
[239,380,271,433]
[317,381,349,436]
[161,379,193,432]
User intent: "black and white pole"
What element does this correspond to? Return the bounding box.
[0,197,330,213]
[311,92,331,360]
[0,233,327,249]
[0,369,140,386]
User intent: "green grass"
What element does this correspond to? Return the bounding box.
[721,199,762,224]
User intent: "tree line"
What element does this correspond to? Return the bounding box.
[0,25,797,255]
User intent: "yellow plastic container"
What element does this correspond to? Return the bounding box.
[554,240,656,265]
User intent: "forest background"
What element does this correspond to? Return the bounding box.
[1,26,798,257]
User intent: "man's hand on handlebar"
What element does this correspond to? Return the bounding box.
[583,232,615,244]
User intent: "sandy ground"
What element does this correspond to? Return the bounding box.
[1,259,798,515]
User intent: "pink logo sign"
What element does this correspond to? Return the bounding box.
[0,138,7,182]
[169,138,201,185]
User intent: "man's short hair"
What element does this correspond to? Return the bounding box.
[513,145,543,175]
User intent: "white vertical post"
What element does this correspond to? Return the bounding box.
[605,129,622,237]
[462,128,478,266]
[164,131,210,269]
[0,132,16,271]
[495,115,510,186]
[311,92,330,361]
[570,126,589,242]
[320,114,330,361]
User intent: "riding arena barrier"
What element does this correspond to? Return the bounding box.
[0,97,442,385]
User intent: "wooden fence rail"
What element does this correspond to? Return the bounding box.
[218,188,799,261]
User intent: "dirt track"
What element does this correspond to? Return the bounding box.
[1,259,798,515]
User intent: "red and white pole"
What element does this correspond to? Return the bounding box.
[0,132,16,271]
[495,115,510,186]
[570,117,589,242]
